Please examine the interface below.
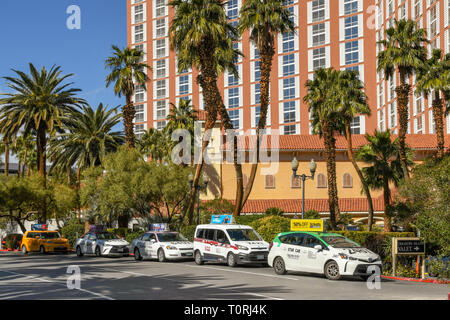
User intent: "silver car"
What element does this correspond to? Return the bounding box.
[130,231,194,262]
[75,231,130,257]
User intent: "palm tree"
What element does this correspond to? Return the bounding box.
[335,70,375,230]
[377,19,428,179]
[304,68,342,230]
[136,127,169,162]
[0,64,84,223]
[49,103,125,183]
[237,0,296,210]
[169,0,241,222]
[357,130,412,232]
[13,133,36,177]
[415,49,450,158]
[105,45,150,149]
[0,137,10,176]
[165,99,198,136]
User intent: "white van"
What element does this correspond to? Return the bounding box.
[193,216,270,267]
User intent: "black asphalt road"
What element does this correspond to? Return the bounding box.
[0,252,448,300]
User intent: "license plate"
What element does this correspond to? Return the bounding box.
[117,248,123,252]
[257,255,264,260]
[185,252,193,256]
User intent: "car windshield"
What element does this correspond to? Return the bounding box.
[227,229,262,242]
[157,233,187,242]
[96,233,120,240]
[40,232,61,239]
[321,236,361,248]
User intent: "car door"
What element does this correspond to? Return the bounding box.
[148,233,158,257]
[85,233,96,254]
[282,234,305,271]
[203,229,216,260]
[213,230,230,258]
[302,234,328,273]
[27,233,38,252]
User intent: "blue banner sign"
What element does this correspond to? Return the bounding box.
[31,224,47,231]
[211,215,234,224]
[149,223,169,232]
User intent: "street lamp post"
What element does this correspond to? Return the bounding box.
[189,172,210,225]
[291,157,317,219]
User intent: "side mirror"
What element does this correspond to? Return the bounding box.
[314,244,323,251]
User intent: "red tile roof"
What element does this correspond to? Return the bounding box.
[222,134,450,151]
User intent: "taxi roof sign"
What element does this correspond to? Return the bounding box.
[211,215,235,224]
[290,219,324,232]
[31,224,47,231]
[149,223,169,232]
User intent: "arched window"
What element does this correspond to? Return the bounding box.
[317,173,327,188]
[265,175,275,189]
[291,175,301,188]
[343,173,353,188]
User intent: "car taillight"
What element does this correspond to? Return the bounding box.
[269,242,273,250]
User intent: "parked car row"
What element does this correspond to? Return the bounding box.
[14,219,383,281]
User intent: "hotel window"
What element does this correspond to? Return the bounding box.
[135,85,145,102]
[389,102,397,129]
[254,46,260,59]
[350,116,361,134]
[135,124,146,139]
[134,4,144,23]
[179,75,189,95]
[135,44,145,62]
[344,16,358,40]
[156,100,166,119]
[156,59,166,78]
[284,0,294,5]
[156,19,166,38]
[387,0,394,17]
[254,61,261,82]
[135,104,145,122]
[157,121,167,130]
[389,77,395,101]
[255,83,261,105]
[228,109,240,129]
[312,0,326,23]
[135,24,144,43]
[228,87,240,108]
[399,2,407,20]
[415,115,424,133]
[282,32,295,53]
[284,124,296,135]
[228,72,239,86]
[345,41,359,65]
[291,175,301,188]
[378,83,385,108]
[312,23,326,46]
[378,108,385,131]
[254,106,261,126]
[312,47,326,70]
[287,5,295,23]
[283,77,296,100]
[344,0,358,15]
[342,173,353,188]
[429,109,435,133]
[265,175,275,189]
[156,39,166,58]
[429,4,438,38]
[283,101,296,123]
[317,173,327,188]
[156,80,166,99]
[282,54,295,76]
[227,0,239,20]
[415,95,423,114]
[156,0,166,18]
[414,0,422,18]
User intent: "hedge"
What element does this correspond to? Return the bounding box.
[61,222,85,250]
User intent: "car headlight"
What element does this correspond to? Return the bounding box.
[339,253,357,260]
[166,245,177,250]
[237,245,249,251]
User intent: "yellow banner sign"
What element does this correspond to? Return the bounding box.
[291,219,324,232]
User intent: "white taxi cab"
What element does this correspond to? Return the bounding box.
[193,215,270,267]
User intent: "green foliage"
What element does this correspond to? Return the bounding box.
[248,215,291,242]
[235,214,266,226]
[427,257,450,279]
[61,218,85,250]
[179,225,198,242]
[304,210,321,219]
[264,207,284,216]
[125,231,145,244]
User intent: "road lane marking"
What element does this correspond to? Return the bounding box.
[184,265,300,281]
[0,270,114,300]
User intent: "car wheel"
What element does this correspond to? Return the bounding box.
[22,245,28,255]
[227,252,237,267]
[134,248,142,261]
[39,246,46,254]
[158,248,166,262]
[324,261,341,280]
[360,275,371,282]
[273,257,287,275]
[194,250,204,265]
[95,246,102,257]
[76,246,83,257]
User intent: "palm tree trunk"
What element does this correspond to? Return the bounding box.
[432,91,445,158]
[22,146,28,178]
[36,124,47,224]
[345,123,375,230]
[323,123,339,229]
[123,95,136,149]
[383,178,392,232]
[3,138,9,176]
[242,47,274,208]
[77,167,82,224]
[395,72,411,180]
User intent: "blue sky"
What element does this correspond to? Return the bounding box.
[0,0,127,130]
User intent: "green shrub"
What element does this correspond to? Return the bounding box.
[235,214,265,226]
[180,225,197,242]
[427,257,450,280]
[304,210,320,219]
[125,231,145,244]
[249,215,291,242]
[264,207,285,216]
[61,221,85,250]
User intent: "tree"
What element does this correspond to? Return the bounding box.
[0,137,10,176]
[169,0,241,222]
[357,130,412,232]
[105,45,150,148]
[377,19,428,179]
[415,48,450,158]
[11,133,35,177]
[136,127,170,162]
[237,0,296,211]
[304,68,342,230]
[0,64,84,223]
[336,70,375,230]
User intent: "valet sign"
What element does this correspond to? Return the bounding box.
[392,237,426,279]
[291,219,323,232]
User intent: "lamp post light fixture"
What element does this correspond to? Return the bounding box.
[291,157,317,219]
[189,172,210,225]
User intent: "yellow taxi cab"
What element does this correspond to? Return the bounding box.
[21,224,71,254]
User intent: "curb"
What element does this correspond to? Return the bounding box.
[382,275,450,284]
